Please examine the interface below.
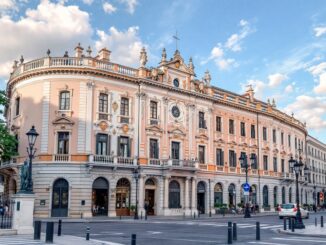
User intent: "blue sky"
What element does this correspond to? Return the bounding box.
[1,0,326,142]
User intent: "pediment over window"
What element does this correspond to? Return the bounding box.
[273,148,279,154]
[214,138,225,144]
[52,116,74,125]
[250,144,258,149]
[228,141,237,146]
[168,127,186,136]
[239,142,248,148]
[146,125,163,133]
[262,146,270,151]
[195,133,209,141]
[280,150,287,155]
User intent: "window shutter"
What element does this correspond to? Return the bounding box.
[229,151,231,166]
[128,138,132,157]
[117,136,120,156]
[221,150,224,166]
[107,135,110,155]
[96,134,99,154]
[157,141,160,159]
[235,153,237,167]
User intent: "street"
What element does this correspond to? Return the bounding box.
[44,212,326,245]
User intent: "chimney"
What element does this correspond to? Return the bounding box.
[98,48,111,61]
[75,43,84,58]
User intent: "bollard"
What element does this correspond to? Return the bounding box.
[45,222,54,243]
[34,221,41,240]
[315,217,317,226]
[227,221,232,244]
[131,234,136,245]
[198,212,200,219]
[256,222,260,241]
[183,212,185,220]
[321,216,324,228]
[193,212,196,219]
[145,212,147,220]
[291,219,295,232]
[120,215,121,220]
[57,219,62,236]
[141,211,143,220]
[288,218,292,230]
[232,222,237,241]
[86,226,90,241]
[283,218,287,230]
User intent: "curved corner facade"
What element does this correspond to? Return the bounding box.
[2,46,324,218]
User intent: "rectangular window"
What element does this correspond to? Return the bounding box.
[96,134,109,155]
[15,97,20,116]
[240,122,245,137]
[263,127,267,141]
[263,155,268,170]
[281,132,284,145]
[216,116,221,132]
[216,148,224,166]
[198,145,205,163]
[118,136,131,157]
[150,101,158,119]
[251,153,257,169]
[120,97,129,123]
[273,157,277,172]
[229,119,234,134]
[229,150,236,167]
[149,139,159,159]
[295,137,297,149]
[281,159,285,173]
[57,132,69,154]
[273,129,276,143]
[14,134,19,153]
[251,125,255,138]
[288,135,291,147]
[59,91,70,110]
[199,112,206,129]
[98,93,108,120]
[171,142,180,160]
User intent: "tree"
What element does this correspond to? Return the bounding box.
[0,90,17,162]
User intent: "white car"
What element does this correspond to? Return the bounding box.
[278,203,309,219]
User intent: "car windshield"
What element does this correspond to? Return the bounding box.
[281,204,295,209]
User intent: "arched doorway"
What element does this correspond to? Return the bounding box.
[282,187,286,204]
[228,184,236,208]
[250,185,257,205]
[116,178,130,216]
[51,178,69,217]
[169,180,180,208]
[9,178,17,196]
[145,178,156,215]
[273,186,278,207]
[197,181,206,214]
[263,185,269,207]
[214,183,223,206]
[289,187,292,203]
[92,177,108,216]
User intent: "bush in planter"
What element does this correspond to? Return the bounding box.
[129,205,136,212]
[237,203,243,208]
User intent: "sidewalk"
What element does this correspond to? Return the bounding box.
[37,212,278,223]
[278,225,326,238]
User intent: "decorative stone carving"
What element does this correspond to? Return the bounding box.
[99,121,108,131]
[139,47,148,67]
[204,70,211,85]
[161,48,167,63]
[112,102,118,112]
[122,124,129,133]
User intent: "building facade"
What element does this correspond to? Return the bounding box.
[1,44,324,218]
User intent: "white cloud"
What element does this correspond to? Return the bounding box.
[283,95,326,130]
[225,19,254,52]
[314,26,326,37]
[308,62,326,76]
[285,84,293,93]
[0,0,92,79]
[95,26,146,66]
[268,73,287,87]
[245,79,266,99]
[103,2,116,14]
[119,0,137,14]
[215,58,235,70]
[211,46,224,59]
[314,73,326,94]
[83,0,93,5]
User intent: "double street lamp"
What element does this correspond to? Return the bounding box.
[288,151,308,229]
[133,167,140,220]
[239,152,256,218]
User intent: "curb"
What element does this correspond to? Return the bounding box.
[277,228,326,238]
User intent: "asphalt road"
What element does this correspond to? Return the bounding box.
[44,212,326,245]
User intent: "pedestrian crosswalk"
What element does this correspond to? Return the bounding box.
[0,236,45,245]
[195,221,283,230]
[247,237,326,244]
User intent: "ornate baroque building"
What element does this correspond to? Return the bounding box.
[1,44,325,218]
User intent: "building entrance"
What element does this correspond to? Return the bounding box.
[92,177,108,216]
[197,181,206,214]
[145,189,155,215]
[51,178,69,217]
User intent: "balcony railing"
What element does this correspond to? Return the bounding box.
[149,159,161,166]
[117,157,134,165]
[53,154,70,162]
[93,155,114,163]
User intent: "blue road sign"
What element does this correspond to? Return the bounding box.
[243,183,250,192]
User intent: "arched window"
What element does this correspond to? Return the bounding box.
[214,183,223,205]
[228,184,236,207]
[145,178,155,186]
[282,187,286,204]
[289,187,292,203]
[250,185,257,204]
[116,178,130,215]
[273,186,278,207]
[51,178,69,217]
[92,177,109,216]
[59,91,70,110]
[263,185,269,207]
[169,180,180,208]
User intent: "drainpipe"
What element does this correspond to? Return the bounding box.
[256,112,261,211]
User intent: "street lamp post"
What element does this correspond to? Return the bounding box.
[239,153,256,218]
[313,185,317,211]
[133,167,140,220]
[288,150,308,229]
[24,126,39,194]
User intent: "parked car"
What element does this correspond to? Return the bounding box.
[278,203,309,219]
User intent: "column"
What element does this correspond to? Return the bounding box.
[184,177,190,215]
[164,176,169,215]
[191,177,197,214]
[138,175,145,216]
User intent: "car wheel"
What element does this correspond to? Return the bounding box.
[279,216,283,219]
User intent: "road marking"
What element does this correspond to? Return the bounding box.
[100,231,124,235]
[261,225,283,229]
[273,237,326,243]
[91,238,125,245]
[248,242,287,245]
[147,231,162,234]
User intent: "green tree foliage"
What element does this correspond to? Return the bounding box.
[0,90,17,161]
